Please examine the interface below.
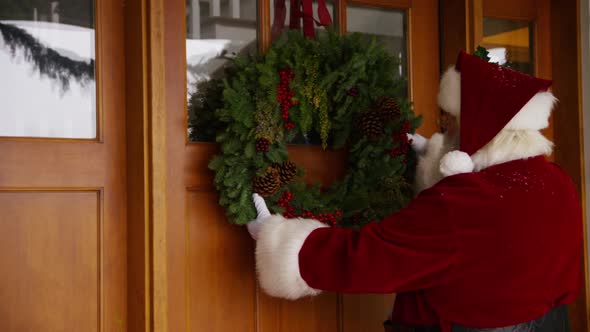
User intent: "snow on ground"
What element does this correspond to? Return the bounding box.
[186,38,247,98]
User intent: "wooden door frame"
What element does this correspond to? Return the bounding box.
[441,1,589,331]
[550,1,589,330]
[124,0,169,330]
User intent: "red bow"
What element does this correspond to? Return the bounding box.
[272,0,333,39]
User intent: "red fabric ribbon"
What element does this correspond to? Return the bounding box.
[289,0,301,30]
[272,0,333,39]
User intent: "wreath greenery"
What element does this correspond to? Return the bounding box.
[203,30,422,227]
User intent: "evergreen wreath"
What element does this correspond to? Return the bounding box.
[205,31,422,227]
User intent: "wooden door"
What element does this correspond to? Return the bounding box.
[440,0,588,330]
[163,1,439,331]
[0,1,127,331]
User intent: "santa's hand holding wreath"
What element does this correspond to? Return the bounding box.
[247,51,583,331]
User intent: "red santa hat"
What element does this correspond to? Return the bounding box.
[437,51,555,176]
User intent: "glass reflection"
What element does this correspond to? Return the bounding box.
[482,18,533,75]
[0,1,96,138]
[347,5,407,86]
[186,0,257,142]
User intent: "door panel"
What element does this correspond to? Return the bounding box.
[258,293,340,332]
[0,1,126,331]
[187,190,256,332]
[0,191,100,332]
[255,147,346,332]
[342,294,396,332]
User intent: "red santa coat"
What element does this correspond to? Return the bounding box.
[292,156,582,328]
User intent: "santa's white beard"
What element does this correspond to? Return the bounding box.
[414,132,459,194]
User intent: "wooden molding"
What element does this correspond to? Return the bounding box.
[467,0,483,54]
[337,0,347,34]
[164,0,191,330]
[125,0,169,330]
[147,0,169,330]
[348,0,412,9]
[550,0,589,330]
[408,0,440,136]
[440,0,468,68]
[482,0,536,20]
[259,0,272,53]
[94,0,104,143]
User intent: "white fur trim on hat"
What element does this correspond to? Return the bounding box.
[437,66,461,116]
[256,215,327,300]
[505,91,557,130]
[439,150,474,177]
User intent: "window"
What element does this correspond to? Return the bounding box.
[482,18,533,74]
[0,0,96,138]
[187,0,410,142]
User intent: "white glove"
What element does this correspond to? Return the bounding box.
[247,193,271,240]
[407,133,428,155]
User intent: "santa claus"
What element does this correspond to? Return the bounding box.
[247,51,583,331]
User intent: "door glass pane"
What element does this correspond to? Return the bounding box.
[347,4,407,95]
[482,18,533,75]
[0,1,96,139]
[187,0,257,142]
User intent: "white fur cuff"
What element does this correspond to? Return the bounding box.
[440,150,474,176]
[256,215,328,299]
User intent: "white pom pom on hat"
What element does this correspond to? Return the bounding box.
[439,150,475,177]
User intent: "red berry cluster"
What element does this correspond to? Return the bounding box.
[346,87,359,97]
[255,138,270,153]
[300,209,342,226]
[320,209,343,226]
[277,190,297,218]
[276,191,343,226]
[277,68,296,131]
[387,120,412,164]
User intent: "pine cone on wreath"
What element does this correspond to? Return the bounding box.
[273,161,297,185]
[357,110,384,140]
[375,96,401,121]
[252,168,281,197]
